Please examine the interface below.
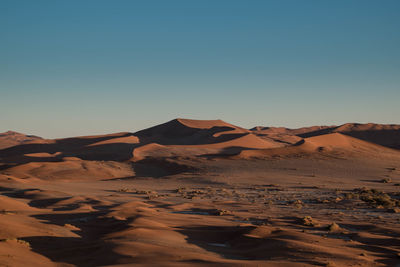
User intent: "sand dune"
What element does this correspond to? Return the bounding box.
[2,119,400,180]
[252,123,400,150]
[250,126,334,146]
[0,131,46,149]
[129,119,283,160]
[1,119,400,266]
[251,125,335,136]
[336,123,400,149]
[131,133,283,161]
[135,118,249,145]
[236,132,400,159]
[4,160,134,180]
[87,135,140,146]
[3,120,399,164]
[304,132,387,150]
[296,123,400,149]
[190,133,281,149]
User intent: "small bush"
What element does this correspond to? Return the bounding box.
[328,222,342,233]
[381,177,392,183]
[302,216,317,226]
[353,188,399,208]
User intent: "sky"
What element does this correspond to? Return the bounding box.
[1,0,399,138]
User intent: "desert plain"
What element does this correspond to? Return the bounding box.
[0,118,400,266]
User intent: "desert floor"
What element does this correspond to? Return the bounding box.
[1,156,400,267]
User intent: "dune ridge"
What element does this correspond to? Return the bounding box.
[0,131,46,149]
[1,119,400,181]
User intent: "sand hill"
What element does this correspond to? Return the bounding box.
[3,120,398,157]
[0,119,398,185]
[0,131,46,149]
[131,119,283,160]
[295,123,400,149]
[2,119,400,174]
[236,132,399,160]
[251,123,400,150]
[134,118,250,145]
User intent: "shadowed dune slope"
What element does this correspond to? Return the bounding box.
[297,123,400,149]
[0,132,139,160]
[134,118,251,145]
[0,131,46,150]
[131,133,283,160]
[130,119,284,160]
[336,123,400,149]
[251,125,336,136]
[236,132,400,159]
[3,159,135,180]
[184,133,282,149]
[252,123,400,150]
[251,126,337,146]
[302,132,398,153]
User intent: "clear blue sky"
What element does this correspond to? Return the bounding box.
[1,0,399,138]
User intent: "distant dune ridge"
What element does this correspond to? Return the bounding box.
[0,131,45,149]
[297,123,400,149]
[0,119,400,180]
